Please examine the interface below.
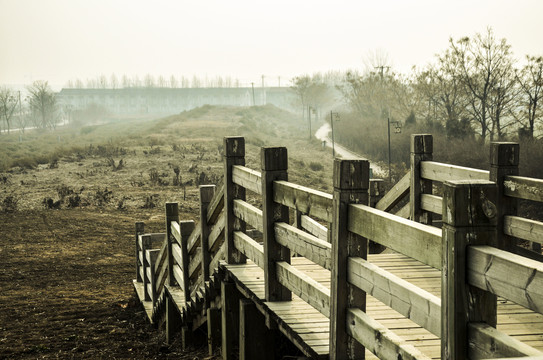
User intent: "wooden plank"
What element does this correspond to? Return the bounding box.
[170,221,181,245]
[348,204,442,270]
[171,243,182,269]
[468,245,543,314]
[208,211,225,252]
[187,227,201,255]
[420,194,442,215]
[154,238,168,274]
[199,185,215,282]
[274,180,333,223]
[233,231,264,268]
[469,322,543,358]
[276,261,331,318]
[396,203,411,219]
[504,175,543,202]
[173,265,184,288]
[375,171,410,212]
[208,241,225,274]
[346,308,432,360]
[504,216,543,245]
[135,222,145,282]
[189,247,201,280]
[206,183,224,224]
[233,199,263,232]
[275,222,331,270]
[239,299,275,360]
[421,161,489,182]
[301,215,328,242]
[232,165,262,195]
[347,257,441,337]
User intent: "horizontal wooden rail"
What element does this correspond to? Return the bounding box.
[504,215,543,244]
[206,183,224,224]
[171,243,183,269]
[233,199,263,232]
[420,194,442,215]
[468,245,543,314]
[395,203,410,218]
[469,322,543,359]
[232,165,262,195]
[348,204,442,270]
[276,261,331,318]
[233,231,264,268]
[274,180,333,223]
[421,161,489,182]
[504,175,543,202]
[300,215,328,242]
[209,242,226,275]
[375,171,410,212]
[208,212,226,252]
[187,228,201,256]
[275,222,331,270]
[171,221,181,245]
[154,240,168,274]
[189,247,201,281]
[346,308,431,360]
[347,257,441,336]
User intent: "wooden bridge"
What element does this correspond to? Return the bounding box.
[133,134,543,360]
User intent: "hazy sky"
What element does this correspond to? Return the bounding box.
[1,0,543,89]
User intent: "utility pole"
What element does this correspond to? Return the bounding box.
[330,111,339,158]
[278,76,281,87]
[251,82,255,106]
[261,75,265,105]
[375,65,391,79]
[308,105,312,140]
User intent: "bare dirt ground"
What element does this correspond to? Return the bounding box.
[0,105,334,359]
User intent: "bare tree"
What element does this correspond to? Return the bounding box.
[169,75,178,88]
[157,75,166,88]
[122,74,130,88]
[515,55,543,138]
[144,74,155,88]
[110,73,119,89]
[0,87,19,134]
[26,81,58,130]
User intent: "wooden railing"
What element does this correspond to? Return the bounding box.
[133,135,543,360]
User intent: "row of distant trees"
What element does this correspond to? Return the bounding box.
[291,28,543,141]
[64,74,263,89]
[0,81,59,134]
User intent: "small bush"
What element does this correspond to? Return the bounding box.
[1,196,18,212]
[309,162,324,171]
[94,187,113,206]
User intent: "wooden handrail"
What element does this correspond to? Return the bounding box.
[420,161,489,182]
[375,171,410,212]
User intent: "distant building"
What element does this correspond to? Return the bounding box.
[56,87,296,117]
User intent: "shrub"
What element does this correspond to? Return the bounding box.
[309,162,324,171]
[1,196,18,212]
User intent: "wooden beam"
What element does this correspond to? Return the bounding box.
[200,185,215,282]
[395,202,410,219]
[468,245,543,314]
[504,215,543,245]
[276,261,330,318]
[262,147,291,301]
[206,183,224,224]
[274,180,333,223]
[233,199,263,232]
[275,222,331,270]
[221,281,242,360]
[232,165,262,195]
[421,161,489,182]
[346,308,432,360]
[347,257,441,337]
[468,322,543,359]
[165,203,179,287]
[420,194,442,215]
[504,175,543,202]
[135,222,145,282]
[208,241,226,275]
[239,299,275,360]
[187,227,201,255]
[300,214,328,242]
[233,231,264,268]
[411,134,433,224]
[348,204,442,270]
[376,170,410,212]
[179,220,194,299]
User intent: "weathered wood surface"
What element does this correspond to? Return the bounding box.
[420,194,442,215]
[504,216,543,244]
[348,204,442,270]
[376,171,410,212]
[233,231,264,268]
[274,180,333,223]
[504,175,543,202]
[232,165,262,195]
[187,227,201,255]
[233,199,263,232]
[300,215,328,242]
[411,134,433,224]
[275,222,331,270]
[206,183,224,224]
[468,322,543,359]
[347,308,432,360]
[468,245,543,314]
[420,161,489,182]
[208,241,225,275]
[207,211,225,252]
[347,257,441,337]
[396,203,411,219]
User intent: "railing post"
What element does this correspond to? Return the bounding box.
[148,249,159,307]
[441,180,498,360]
[180,220,195,300]
[224,136,247,264]
[261,147,291,301]
[135,222,145,282]
[410,134,433,224]
[165,203,178,286]
[330,158,370,360]
[369,179,385,253]
[141,234,152,301]
[489,142,521,252]
[200,185,216,281]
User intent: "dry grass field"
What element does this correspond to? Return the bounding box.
[0,105,337,359]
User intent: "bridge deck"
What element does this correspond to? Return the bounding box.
[223,252,543,359]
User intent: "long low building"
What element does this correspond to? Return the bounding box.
[56,87,297,116]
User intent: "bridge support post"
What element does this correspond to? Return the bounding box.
[200,185,216,281]
[221,280,242,360]
[165,203,178,287]
[224,136,247,264]
[330,158,370,360]
[410,134,433,224]
[261,147,291,301]
[239,299,275,360]
[166,294,181,345]
[441,180,498,360]
[207,307,221,355]
[369,179,386,254]
[135,222,145,282]
[489,142,522,252]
